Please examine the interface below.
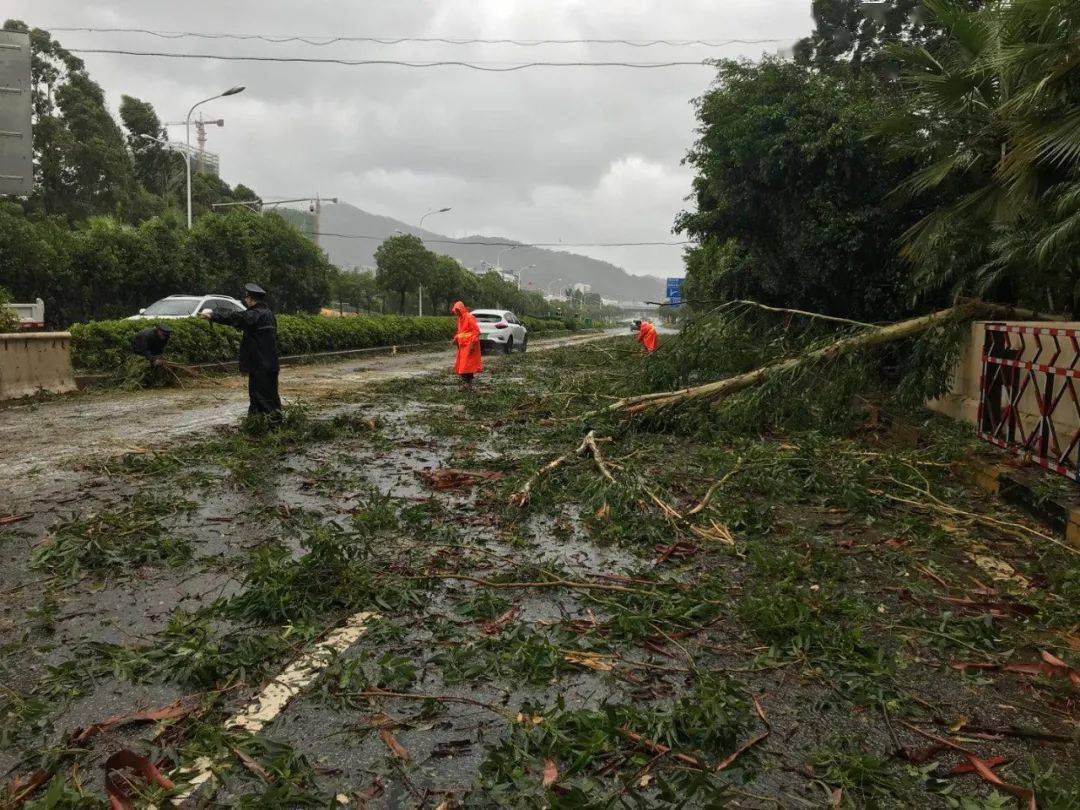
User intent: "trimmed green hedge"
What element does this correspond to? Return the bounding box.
[522,316,571,333]
[70,313,574,372]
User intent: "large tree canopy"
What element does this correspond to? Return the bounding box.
[676,60,918,321]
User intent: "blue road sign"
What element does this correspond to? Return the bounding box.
[666,277,683,306]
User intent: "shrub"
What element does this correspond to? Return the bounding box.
[70,313,578,373]
[521,316,569,334]
[70,314,458,372]
[0,285,18,332]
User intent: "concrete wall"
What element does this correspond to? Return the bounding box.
[0,332,77,401]
[929,321,1080,446]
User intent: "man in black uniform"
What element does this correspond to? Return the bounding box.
[201,283,281,416]
[131,324,172,367]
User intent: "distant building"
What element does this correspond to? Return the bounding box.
[571,283,591,294]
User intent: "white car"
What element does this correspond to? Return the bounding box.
[473,309,528,354]
[128,294,246,320]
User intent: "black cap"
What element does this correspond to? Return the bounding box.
[155,323,172,334]
[244,282,267,298]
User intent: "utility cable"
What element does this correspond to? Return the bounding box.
[49,27,785,48]
[65,48,716,70]
[308,232,693,247]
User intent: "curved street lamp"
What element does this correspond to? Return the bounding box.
[516,264,537,290]
[419,207,452,230]
[496,244,519,269]
[186,85,245,227]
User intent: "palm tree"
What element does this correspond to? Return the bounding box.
[888,0,1080,309]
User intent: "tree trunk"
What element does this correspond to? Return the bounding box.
[605,300,1038,415]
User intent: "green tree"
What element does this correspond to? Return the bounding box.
[332,269,382,313]
[374,234,436,313]
[188,210,333,313]
[4,20,136,221]
[0,286,19,332]
[794,0,984,77]
[676,59,916,320]
[119,95,169,193]
[427,254,469,313]
[0,203,75,326]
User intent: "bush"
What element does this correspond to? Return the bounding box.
[522,316,570,333]
[71,313,579,373]
[70,314,458,372]
[0,285,18,332]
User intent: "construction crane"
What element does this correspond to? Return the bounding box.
[162,114,224,175]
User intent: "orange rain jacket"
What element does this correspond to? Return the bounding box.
[451,301,483,375]
[637,320,659,353]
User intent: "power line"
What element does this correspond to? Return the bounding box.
[309,232,692,247]
[49,27,785,48]
[65,48,716,70]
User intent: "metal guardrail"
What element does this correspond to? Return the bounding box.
[977,323,1080,481]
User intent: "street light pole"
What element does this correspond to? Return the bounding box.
[185,85,245,228]
[516,264,536,290]
[496,245,519,270]
[411,209,450,316]
[419,206,452,230]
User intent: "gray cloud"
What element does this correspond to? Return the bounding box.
[13,0,812,275]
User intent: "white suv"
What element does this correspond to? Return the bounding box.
[473,309,528,354]
[128,294,245,320]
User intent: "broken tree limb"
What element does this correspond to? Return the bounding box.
[600,300,1035,416]
[510,430,614,506]
[510,434,592,506]
[581,430,616,484]
[687,458,744,516]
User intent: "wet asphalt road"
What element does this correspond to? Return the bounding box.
[0,330,625,500]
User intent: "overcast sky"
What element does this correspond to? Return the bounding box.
[11,1,814,277]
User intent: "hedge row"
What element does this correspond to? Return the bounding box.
[70,314,574,372]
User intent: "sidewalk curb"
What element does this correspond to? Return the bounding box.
[958,458,1080,549]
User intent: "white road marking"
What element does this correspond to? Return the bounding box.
[168,611,379,806]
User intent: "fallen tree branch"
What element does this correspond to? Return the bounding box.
[581,430,616,484]
[509,433,593,507]
[617,727,707,770]
[599,300,1038,416]
[416,571,655,596]
[352,688,516,721]
[687,458,744,516]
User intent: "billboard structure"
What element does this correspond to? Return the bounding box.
[0,30,32,197]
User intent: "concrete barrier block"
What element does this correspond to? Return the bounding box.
[0,331,77,401]
[1067,507,1080,551]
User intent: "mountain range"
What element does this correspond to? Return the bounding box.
[290,202,667,302]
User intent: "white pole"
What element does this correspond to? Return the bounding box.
[185,113,193,228]
[184,87,244,228]
[418,283,423,317]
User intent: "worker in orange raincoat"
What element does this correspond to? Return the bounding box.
[637,319,659,353]
[451,301,483,387]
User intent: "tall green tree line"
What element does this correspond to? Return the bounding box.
[680,0,1078,319]
[348,233,609,321]
[0,21,331,326]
